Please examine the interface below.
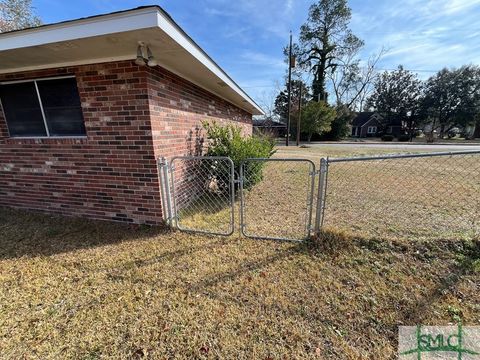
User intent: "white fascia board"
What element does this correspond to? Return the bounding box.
[0,6,263,115]
[0,8,159,51]
[360,117,380,128]
[155,11,263,115]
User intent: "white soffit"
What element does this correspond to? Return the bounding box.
[0,6,263,115]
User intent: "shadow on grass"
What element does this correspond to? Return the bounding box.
[313,230,479,324]
[112,237,230,272]
[2,207,477,358]
[0,207,166,260]
[176,230,478,357]
[309,228,357,256]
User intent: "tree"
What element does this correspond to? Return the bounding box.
[367,65,423,139]
[0,0,41,32]
[474,117,480,139]
[274,80,310,139]
[274,79,310,122]
[329,48,386,111]
[322,104,353,140]
[297,0,362,101]
[301,101,336,141]
[255,85,282,122]
[421,66,480,139]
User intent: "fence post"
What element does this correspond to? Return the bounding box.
[158,157,174,227]
[238,162,246,236]
[314,157,329,236]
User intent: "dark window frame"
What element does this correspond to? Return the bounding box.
[0,75,86,138]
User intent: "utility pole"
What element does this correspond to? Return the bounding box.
[296,85,302,146]
[286,31,293,146]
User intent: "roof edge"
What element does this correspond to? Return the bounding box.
[0,6,159,37]
[0,5,264,115]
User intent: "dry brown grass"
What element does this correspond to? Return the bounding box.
[1,207,479,359]
[241,159,314,240]
[178,145,422,240]
[274,144,424,161]
[1,145,479,359]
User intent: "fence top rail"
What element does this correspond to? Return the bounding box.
[169,155,233,161]
[243,157,316,166]
[327,150,480,163]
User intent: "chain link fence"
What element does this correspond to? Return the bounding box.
[321,151,480,241]
[159,151,480,242]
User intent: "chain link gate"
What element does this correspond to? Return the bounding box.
[240,158,316,242]
[158,156,316,241]
[159,151,480,242]
[164,156,235,236]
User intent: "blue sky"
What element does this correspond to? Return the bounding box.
[33,0,480,105]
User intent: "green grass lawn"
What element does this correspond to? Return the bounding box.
[0,145,479,359]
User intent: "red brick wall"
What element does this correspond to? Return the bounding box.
[0,60,253,224]
[0,61,163,224]
[146,66,253,220]
[146,66,252,160]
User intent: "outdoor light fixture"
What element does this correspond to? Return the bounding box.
[146,47,157,67]
[134,43,157,67]
[135,45,146,66]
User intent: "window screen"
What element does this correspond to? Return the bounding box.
[0,77,85,137]
[37,78,85,136]
[0,82,46,136]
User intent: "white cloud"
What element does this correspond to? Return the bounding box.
[349,0,480,77]
[239,51,285,68]
[442,0,480,14]
[203,0,310,39]
[285,0,294,14]
[159,0,480,105]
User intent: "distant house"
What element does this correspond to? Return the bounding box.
[253,118,287,137]
[351,112,407,138]
[351,112,383,137]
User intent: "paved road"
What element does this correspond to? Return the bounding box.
[305,142,480,151]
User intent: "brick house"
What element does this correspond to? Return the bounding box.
[351,111,408,138]
[351,112,384,138]
[0,6,262,225]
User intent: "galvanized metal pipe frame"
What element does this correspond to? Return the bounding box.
[169,156,236,236]
[313,150,480,236]
[239,158,316,242]
[313,158,329,236]
[160,150,480,241]
[158,157,174,226]
[327,150,480,163]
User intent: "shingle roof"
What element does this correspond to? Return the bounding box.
[352,112,375,127]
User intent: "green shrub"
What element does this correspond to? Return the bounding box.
[202,121,275,190]
[397,134,410,142]
[381,134,394,142]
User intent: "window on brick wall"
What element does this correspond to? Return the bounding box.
[0,76,85,137]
